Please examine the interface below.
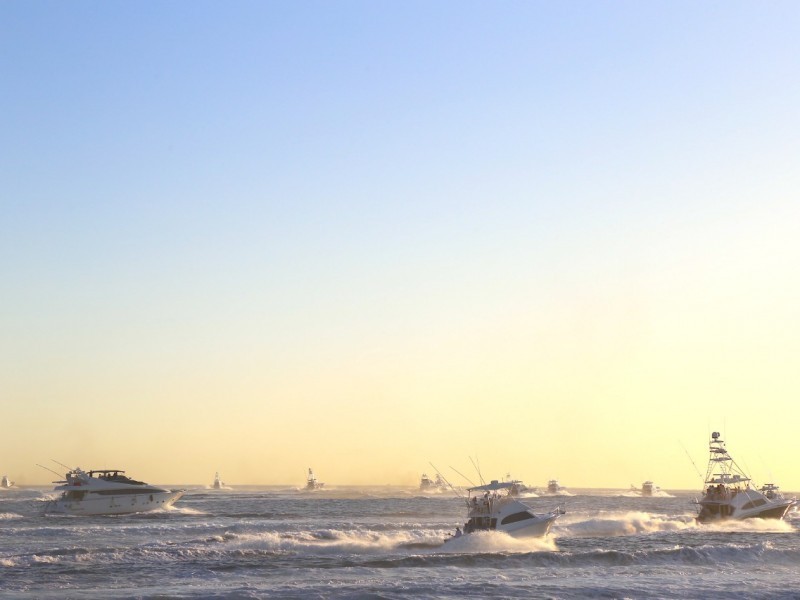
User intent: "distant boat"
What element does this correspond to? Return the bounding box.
[419,473,447,492]
[760,483,788,501]
[695,432,795,522]
[306,468,324,491]
[503,473,532,497]
[1,475,14,489]
[546,479,565,495]
[631,481,660,497]
[212,472,225,490]
[445,479,561,542]
[44,467,184,516]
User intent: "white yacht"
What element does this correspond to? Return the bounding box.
[1,475,14,489]
[631,481,660,496]
[306,468,324,491]
[695,432,795,523]
[447,480,561,541]
[212,472,225,490]
[420,473,447,492]
[546,479,565,495]
[44,468,184,516]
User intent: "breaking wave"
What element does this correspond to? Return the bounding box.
[555,511,696,537]
[619,490,676,498]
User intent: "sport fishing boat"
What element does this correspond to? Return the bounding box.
[44,468,184,515]
[1,475,14,489]
[305,468,324,491]
[759,483,788,501]
[695,432,795,523]
[631,481,660,496]
[447,480,561,541]
[212,472,225,490]
[420,472,447,492]
[546,479,565,495]
[503,474,532,496]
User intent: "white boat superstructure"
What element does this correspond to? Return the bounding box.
[306,468,324,491]
[760,483,787,501]
[44,468,184,516]
[695,432,795,523]
[503,474,531,497]
[1,475,14,489]
[448,480,560,541]
[631,481,660,496]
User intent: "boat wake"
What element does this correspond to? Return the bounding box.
[619,490,675,498]
[514,491,540,499]
[440,530,558,553]
[701,518,795,533]
[207,528,446,555]
[555,511,696,537]
[164,505,207,516]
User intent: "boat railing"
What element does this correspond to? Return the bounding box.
[703,485,748,502]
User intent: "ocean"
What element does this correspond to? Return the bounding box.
[2,485,799,599]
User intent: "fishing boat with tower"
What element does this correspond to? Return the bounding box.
[305,468,324,491]
[695,431,795,522]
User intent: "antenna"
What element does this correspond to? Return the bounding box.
[759,454,775,484]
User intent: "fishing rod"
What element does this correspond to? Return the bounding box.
[679,441,704,483]
[449,465,477,489]
[51,459,74,471]
[469,456,485,486]
[36,464,63,479]
[428,462,464,499]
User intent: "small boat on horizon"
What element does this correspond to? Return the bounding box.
[545,479,565,495]
[306,468,324,491]
[631,481,660,497]
[446,479,561,542]
[44,467,184,516]
[694,432,795,522]
[212,472,226,490]
[1,475,14,489]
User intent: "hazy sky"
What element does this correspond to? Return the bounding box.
[2,2,799,489]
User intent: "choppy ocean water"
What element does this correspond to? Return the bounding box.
[2,485,799,599]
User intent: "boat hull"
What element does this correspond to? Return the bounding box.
[696,499,795,523]
[46,489,184,516]
[502,512,558,538]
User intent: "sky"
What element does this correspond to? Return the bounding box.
[2,1,799,489]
